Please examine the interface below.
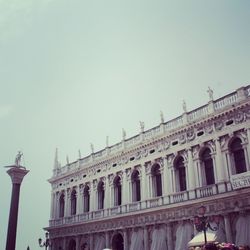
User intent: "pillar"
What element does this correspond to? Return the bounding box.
[123,229,128,250]
[224,214,233,243]
[6,166,29,250]
[166,223,173,250]
[143,226,149,250]
[105,231,110,248]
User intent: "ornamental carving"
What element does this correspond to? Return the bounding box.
[235,111,244,123]
[179,134,186,144]
[187,129,195,141]
[214,120,223,131]
[204,124,213,134]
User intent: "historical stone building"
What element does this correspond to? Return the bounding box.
[46,85,250,250]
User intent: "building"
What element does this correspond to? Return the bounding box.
[46,85,250,250]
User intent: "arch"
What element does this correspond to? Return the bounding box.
[114,176,122,206]
[229,137,247,174]
[200,147,215,185]
[112,232,124,250]
[131,169,141,202]
[97,181,105,209]
[59,192,65,218]
[174,156,186,192]
[83,185,90,212]
[68,239,76,250]
[71,189,77,215]
[151,163,162,197]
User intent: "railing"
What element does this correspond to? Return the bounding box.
[54,85,250,178]
[214,92,238,111]
[49,182,233,227]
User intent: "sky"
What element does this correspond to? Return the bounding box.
[0,0,250,249]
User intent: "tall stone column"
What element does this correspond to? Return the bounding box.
[166,223,173,250]
[224,214,233,243]
[5,166,29,250]
[143,226,149,250]
[105,231,110,249]
[123,229,128,250]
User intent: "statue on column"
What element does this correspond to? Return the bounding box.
[106,136,109,147]
[15,151,23,167]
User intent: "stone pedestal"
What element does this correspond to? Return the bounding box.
[6,166,29,250]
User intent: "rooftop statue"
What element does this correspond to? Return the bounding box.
[207,86,214,101]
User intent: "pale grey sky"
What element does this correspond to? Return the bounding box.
[0,0,250,249]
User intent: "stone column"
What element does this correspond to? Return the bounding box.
[246,128,250,171]
[6,166,29,250]
[140,164,147,200]
[122,170,129,204]
[123,229,129,250]
[76,235,81,250]
[105,231,110,249]
[90,234,94,250]
[224,214,233,243]
[214,138,226,182]
[187,148,195,190]
[143,226,149,250]
[166,223,173,250]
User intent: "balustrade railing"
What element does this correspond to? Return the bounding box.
[49,182,234,227]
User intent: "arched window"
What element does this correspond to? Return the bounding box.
[114,176,122,206]
[71,189,77,215]
[229,137,247,174]
[97,181,105,210]
[131,170,141,202]
[200,148,215,185]
[151,164,162,197]
[175,157,186,192]
[59,193,65,218]
[68,239,76,250]
[83,185,90,212]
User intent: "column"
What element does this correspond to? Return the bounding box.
[214,138,226,182]
[123,229,129,250]
[5,166,29,250]
[90,182,96,211]
[187,148,196,190]
[162,157,171,195]
[242,144,250,171]
[77,186,83,214]
[62,237,67,250]
[143,226,149,250]
[65,189,70,216]
[246,128,250,171]
[90,234,94,250]
[166,223,173,250]
[104,177,110,209]
[224,214,233,243]
[122,170,129,204]
[140,164,147,200]
[76,235,81,250]
[105,231,110,248]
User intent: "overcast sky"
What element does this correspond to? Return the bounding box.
[0,0,250,249]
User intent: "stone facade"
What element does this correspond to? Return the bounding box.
[46,85,250,250]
